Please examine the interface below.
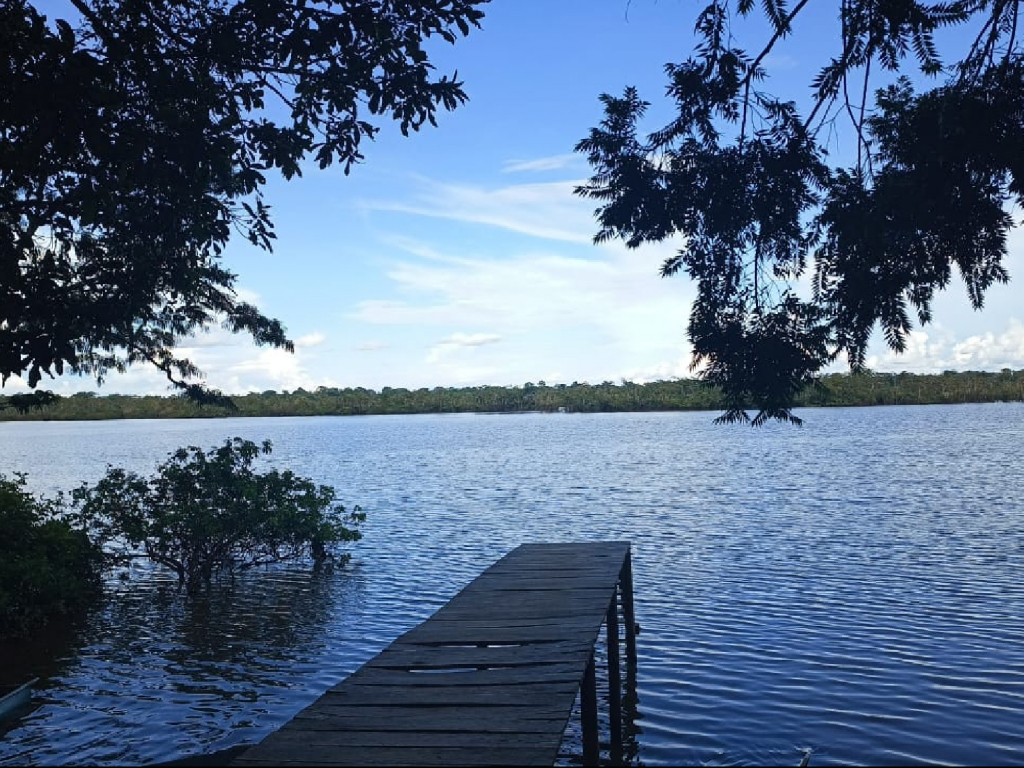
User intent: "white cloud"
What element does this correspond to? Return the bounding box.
[219,346,323,393]
[234,286,263,305]
[502,154,581,173]
[437,332,502,348]
[294,332,326,348]
[618,354,697,383]
[425,332,502,365]
[363,178,596,244]
[0,302,333,395]
[864,319,1024,373]
[348,230,695,387]
[762,53,799,71]
[353,243,691,339]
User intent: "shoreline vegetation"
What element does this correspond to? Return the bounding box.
[1,369,1023,422]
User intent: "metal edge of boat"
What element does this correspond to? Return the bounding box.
[0,678,39,723]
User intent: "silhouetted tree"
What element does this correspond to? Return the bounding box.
[2,0,487,406]
[577,0,1022,424]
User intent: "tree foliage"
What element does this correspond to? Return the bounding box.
[0,473,104,639]
[73,437,364,595]
[1,0,487,406]
[576,0,1023,425]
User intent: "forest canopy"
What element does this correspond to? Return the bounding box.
[2,369,1021,421]
[576,0,1024,425]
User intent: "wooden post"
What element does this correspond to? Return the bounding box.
[606,588,623,765]
[581,650,600,767]
[620,549,637,666]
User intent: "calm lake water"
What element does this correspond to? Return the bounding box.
[1,403,1024,766]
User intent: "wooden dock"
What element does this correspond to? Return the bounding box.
[231,541,637,767]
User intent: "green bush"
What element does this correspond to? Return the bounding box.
[74,438,364,595]
[0,474,104,639]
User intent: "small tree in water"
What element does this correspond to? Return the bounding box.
[74,438,363,595]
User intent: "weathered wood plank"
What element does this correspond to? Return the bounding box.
[395,625,598,644]
[318,683,579,707]
[477,568,620,580]
[396,616,599,633]
[233,744,557,766]
[430,605,610,621]
[432,604,609,619]
[435,592,613,612]
[249,729,561,749]
[475,579,615,590]
[278,719,567,736]
[368,642,592,668]
[441,586,613,602]
[398,616,595,628]
[264,729,564,747]
[288,708,573,729]
[288,706,571,732]
[342,663,586,686]
[393,629,597,645]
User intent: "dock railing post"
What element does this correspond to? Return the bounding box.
[581,650,600,767]
[620,549,637,666]
[606,586,623,765]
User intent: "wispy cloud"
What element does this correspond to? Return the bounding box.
[352,246,689,334]
[762,53,799,70]
[295,332,326,348]
[436,332,502,348]
[502,154,581,173]
[355,341,388,352]
[363,177,595,244]
[426,332,502,364]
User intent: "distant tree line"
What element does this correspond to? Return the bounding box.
[3,369,1023,422]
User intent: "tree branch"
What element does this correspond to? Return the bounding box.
[137,5,196,52]
[1007,0,1019,62]
[259,74,298,112]
[741,0,814,91]
[859,53,873,177]
[68,0,115,47]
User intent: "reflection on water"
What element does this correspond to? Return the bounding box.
[2,403,1024,766]
[0,564,368,766]
[0,615,88,693]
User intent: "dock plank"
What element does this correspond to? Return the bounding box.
[369,642,592,668]
[233,744,556,766]
[230,541,633,768]
[339,663,586,687]
[318,682,579,707]
[289,706,570,732]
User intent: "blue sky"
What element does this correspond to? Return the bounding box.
[15,0,1024,396]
